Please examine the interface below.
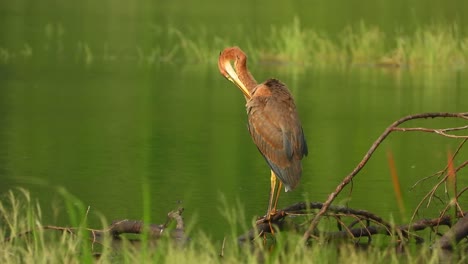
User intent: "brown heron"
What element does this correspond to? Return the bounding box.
[218,47,308,219]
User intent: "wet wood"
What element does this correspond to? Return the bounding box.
[436,214,468,250]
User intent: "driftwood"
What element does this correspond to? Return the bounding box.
[107,207,186,243]
[4,207,187,246]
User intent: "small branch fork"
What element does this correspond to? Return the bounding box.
[301,112,468,243]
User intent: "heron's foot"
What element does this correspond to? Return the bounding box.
[267,209,277,219]
[255,210,277,224]
[255,210,280,235]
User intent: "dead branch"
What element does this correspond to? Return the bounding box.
[239,202,465,246]
[436,214,468,250]
[108,208,185,240]
[302,112,468,242]
[4,207,186,245]
[107,220,165,238]
[327,215,453,242]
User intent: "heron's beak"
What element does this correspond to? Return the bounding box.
[223,61,251,99]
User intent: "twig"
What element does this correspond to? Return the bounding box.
[411,159,468,225]
[220,237,226,257]
[392,125,468,138]
[410,139,466,191]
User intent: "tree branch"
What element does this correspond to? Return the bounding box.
[302,112,468,242]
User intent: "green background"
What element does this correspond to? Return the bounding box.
[1,0,467,239]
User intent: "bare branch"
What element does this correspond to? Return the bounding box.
[302,112,468,242]
[392,125,468,138]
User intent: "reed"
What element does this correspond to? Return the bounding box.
[403,24,466,67]
[341,22,387,66]
[259,20,467,68]
[0,20,466,69]
[263,17,310,64]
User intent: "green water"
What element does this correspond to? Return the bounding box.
[1,1,467,241]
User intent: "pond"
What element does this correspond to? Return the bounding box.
[1,0,467,242]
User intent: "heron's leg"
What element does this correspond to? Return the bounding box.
[273,180,283,212]
[266,170,277,220]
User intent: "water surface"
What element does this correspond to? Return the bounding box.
[1,0,467,240]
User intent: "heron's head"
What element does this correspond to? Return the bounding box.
[218,47,251,99]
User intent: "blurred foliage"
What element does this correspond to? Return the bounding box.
[1,0,467,68]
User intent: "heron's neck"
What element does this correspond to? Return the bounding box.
[236,57,257,97]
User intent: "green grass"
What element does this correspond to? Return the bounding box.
[342,22,387,66]
[1,189,464,264]
[403,24,466,68]
[0,20,467,68]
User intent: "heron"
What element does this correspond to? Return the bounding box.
[218,47,308,220]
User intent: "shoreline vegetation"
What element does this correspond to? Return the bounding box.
[1,18,467,69]
[1,189,461,263]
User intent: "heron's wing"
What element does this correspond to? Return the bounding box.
[246,86,307,189]
[247,100,289,167]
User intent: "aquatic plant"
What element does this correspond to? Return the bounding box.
[0,20,466,69]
